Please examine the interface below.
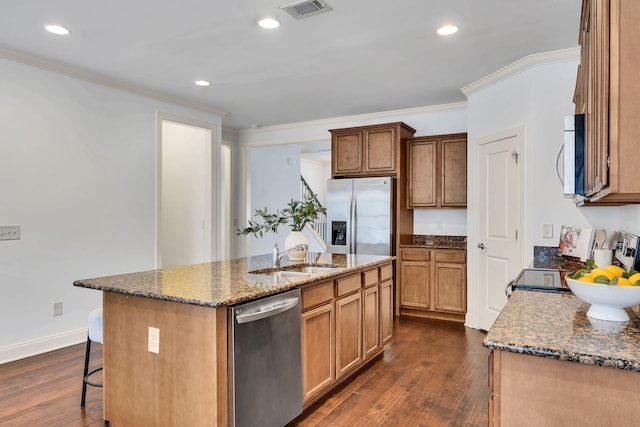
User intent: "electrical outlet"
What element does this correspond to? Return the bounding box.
[52,301,63,316]
[543,274,554,286]
[0,225,20,241]
[148,327,160,354]
[542,224,553,239]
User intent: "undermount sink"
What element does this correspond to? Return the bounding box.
[250,265,341,278]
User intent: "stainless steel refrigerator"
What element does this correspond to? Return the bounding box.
[325,177,395,256]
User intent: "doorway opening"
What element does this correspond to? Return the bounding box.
[156,115,219,268]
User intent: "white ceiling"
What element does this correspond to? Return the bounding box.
[1,0,581,130]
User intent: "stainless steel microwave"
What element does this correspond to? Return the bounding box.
[562,113,585,196]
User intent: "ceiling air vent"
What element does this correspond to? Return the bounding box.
[281,0,332,19]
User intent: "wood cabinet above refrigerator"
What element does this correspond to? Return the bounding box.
[330,122,416,178]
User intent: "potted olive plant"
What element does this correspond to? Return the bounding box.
[237,192,326,260]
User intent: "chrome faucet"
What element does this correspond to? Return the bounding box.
[273,243,309,267]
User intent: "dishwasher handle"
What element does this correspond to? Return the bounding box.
[235,297,299,324]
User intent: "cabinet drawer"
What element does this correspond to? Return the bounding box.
[302,280,334,311]
[336,273,362,297]
[379,263,393,282]
[434,250,465,263]
[363,268,378,288]
[401,249,431,261]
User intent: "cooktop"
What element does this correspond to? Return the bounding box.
[507,268,570,297]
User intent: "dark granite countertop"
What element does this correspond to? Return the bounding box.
[73,252,393,308]
[399,234,466,250]
[484,289,640,371]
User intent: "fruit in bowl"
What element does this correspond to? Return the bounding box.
[566,262,640,321]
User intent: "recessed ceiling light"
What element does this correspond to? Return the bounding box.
[258,17,280,29]
[195,80,211,87]
[45,24,71,36]
[437,25,458,36]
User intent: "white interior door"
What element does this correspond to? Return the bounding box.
[160,120,213,268]
[477,128,523,330]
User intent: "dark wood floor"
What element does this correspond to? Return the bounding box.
[0,317,489,426]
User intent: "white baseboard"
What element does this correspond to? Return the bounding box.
[0,327,88,365]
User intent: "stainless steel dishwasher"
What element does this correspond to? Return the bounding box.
[228,288,303,427]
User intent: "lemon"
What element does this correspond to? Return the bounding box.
[628,273,640,286]
[605,265,625,277]
[617,277,633,286]
[578,276,594,283]
[590,268,614,281]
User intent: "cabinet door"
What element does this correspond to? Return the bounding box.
[441,137,467,207]
[434,262,466,313]
[362,285,380,360]
[380,279,394,345]
[400,260,431,309]
[302,303,335,403]
[332,131,363,176]
[335,292,363,379]
[364,127,396,174]
[407,139,437,207]
[583,0,609,197]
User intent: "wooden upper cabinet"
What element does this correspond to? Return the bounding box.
[332,131,363,176]
[441,137,468,207]
[407,133,467,208]
[330,122,416,178]
[576,0,640,204]
[408,139,437,207]
[364,127,396,174]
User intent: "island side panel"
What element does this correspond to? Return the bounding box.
[103,292,228,426]
[494,350,640,426]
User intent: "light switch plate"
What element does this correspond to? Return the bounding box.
[542,224,553,239]
[0,225,20,241]
[148,327,160,354]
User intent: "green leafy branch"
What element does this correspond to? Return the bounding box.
[237,192,327,237]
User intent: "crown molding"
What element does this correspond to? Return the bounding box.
[460,47,581,96]
[0,45,228,117]
[238,101,468,144]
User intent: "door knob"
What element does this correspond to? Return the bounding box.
[478,243,486,250]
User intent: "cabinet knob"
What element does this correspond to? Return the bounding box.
[478,243,486,250]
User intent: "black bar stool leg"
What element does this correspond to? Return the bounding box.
[81,335,91,407]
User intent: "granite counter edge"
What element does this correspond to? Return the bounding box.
[483,339,640,372]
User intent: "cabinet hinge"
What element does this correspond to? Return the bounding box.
[515,230,518,240]
[607,156,610,168]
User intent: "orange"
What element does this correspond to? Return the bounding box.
[628,273,640,286]
[605,265,625,277]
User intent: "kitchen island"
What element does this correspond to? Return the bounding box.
[484,289,640,426]
[74,252,394,426]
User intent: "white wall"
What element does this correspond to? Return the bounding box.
[245,145,304,256]
[464,49,637,328]
[413,209,467,235]
[0,57,222,362]
[236,103,470,256]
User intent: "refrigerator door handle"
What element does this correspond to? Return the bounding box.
[350,193,357,254]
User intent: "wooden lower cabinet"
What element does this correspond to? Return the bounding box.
[399,248,466,322]
[362,284,380,360]
[380,279,393,345]
[489,349,640,425]
[434,262,466,313]
[301,262,393,406]
[335,291,363,379]
[301,303,334,402]
[400,260,431,309]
